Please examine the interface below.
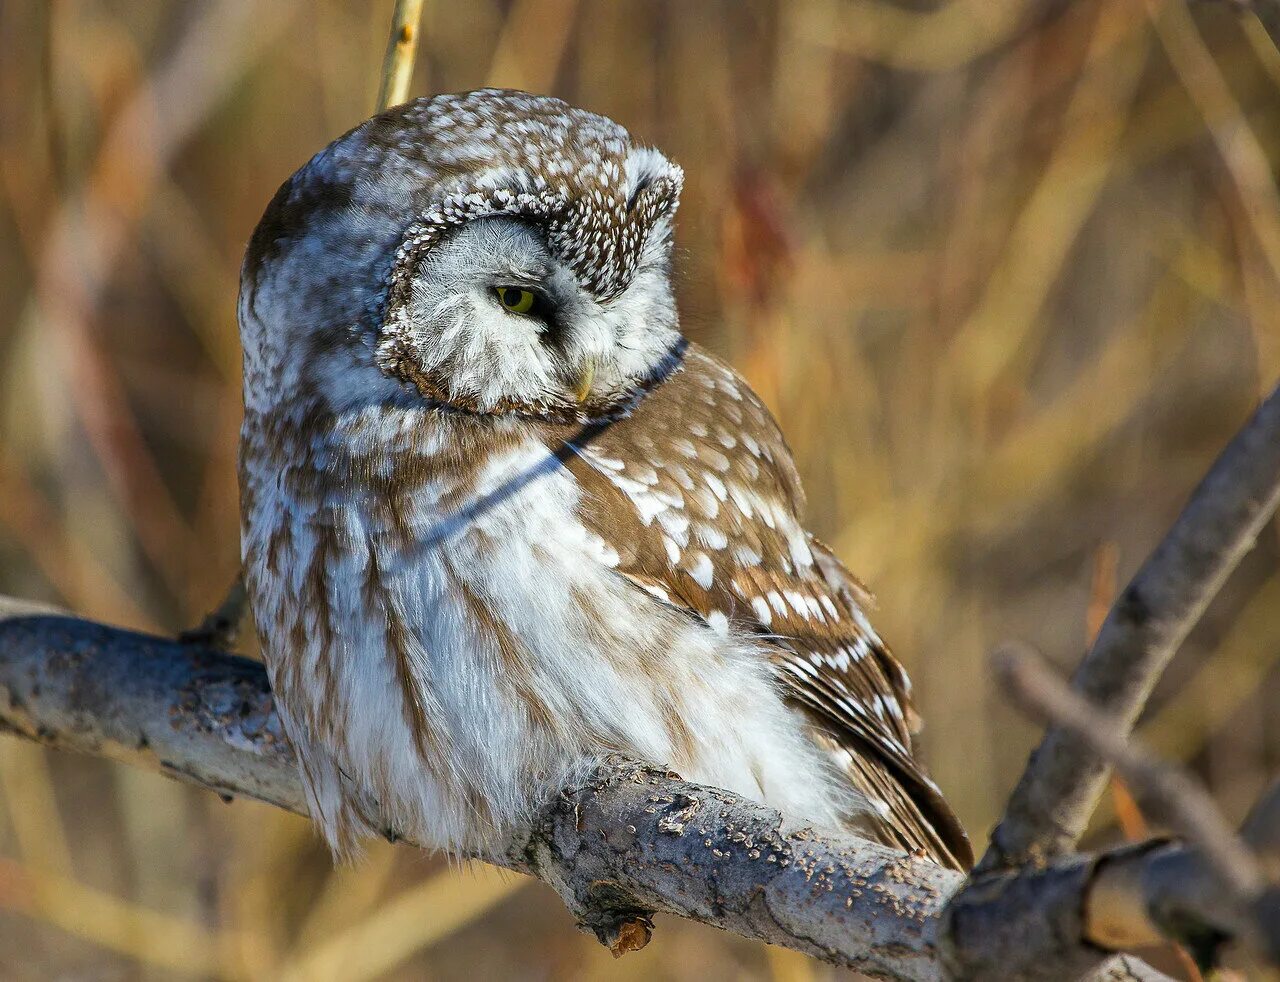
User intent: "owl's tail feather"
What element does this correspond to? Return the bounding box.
[814,728,974,871]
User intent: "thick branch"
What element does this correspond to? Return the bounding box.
[0,597,951,976]
[982,382,1280,871]
[0,595,1220,981]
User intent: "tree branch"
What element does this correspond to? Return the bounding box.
[7,594,1257,981]
[0,596,954,977]
[981,382,1280,872]
[994,643,1264,898]
[993,643,1280,969]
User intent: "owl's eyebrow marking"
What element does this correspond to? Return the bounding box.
[492,236,553,282]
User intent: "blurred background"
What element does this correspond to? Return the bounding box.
[1,0,1278,978]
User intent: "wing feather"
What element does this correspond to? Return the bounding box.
[555,343,972,869]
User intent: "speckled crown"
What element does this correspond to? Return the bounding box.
[374,89,683,329]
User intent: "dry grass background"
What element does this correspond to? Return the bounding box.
[1,0,1278,978]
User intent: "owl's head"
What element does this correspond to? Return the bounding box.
[240,89,685,423]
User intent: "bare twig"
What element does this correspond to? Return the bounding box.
[1086,542,1207,982]
[994,642,1265,897]
[375,0,426,112]
[983,382,1280,871]
[992,645,1280,969]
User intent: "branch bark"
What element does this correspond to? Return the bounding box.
[981,382,1280,872]
[4,593,1253,981]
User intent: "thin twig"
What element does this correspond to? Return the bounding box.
[178,575,247,649]
[994,642,1264,897]
[982,382,1280,871]
[375,0,426,112]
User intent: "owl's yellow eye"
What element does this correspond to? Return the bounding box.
[494,286,537,315]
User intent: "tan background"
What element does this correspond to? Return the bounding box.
[1,0,1278,978]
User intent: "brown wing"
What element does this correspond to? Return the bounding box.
[554,343,973,870]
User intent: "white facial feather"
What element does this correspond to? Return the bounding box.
[397,216,680,416]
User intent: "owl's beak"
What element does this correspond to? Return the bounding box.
[571,359,596,404]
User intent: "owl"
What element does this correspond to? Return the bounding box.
[238,89,973,871]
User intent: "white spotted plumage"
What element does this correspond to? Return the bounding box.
[238,88,972,870]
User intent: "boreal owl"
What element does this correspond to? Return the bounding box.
[238,88,972,870]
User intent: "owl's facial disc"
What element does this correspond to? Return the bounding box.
[382,215,682,422]
[239,91,686,421]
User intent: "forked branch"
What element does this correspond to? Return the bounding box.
[982,382,1280,872]
[994,644,1280,969]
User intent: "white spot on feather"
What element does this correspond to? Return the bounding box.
[696,524,729,550]
[657,509,690,545]
[684,551,714,590]
[750,596,772,625]
[663,536,682,565]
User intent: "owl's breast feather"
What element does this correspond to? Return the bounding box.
[239,407,857,857]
